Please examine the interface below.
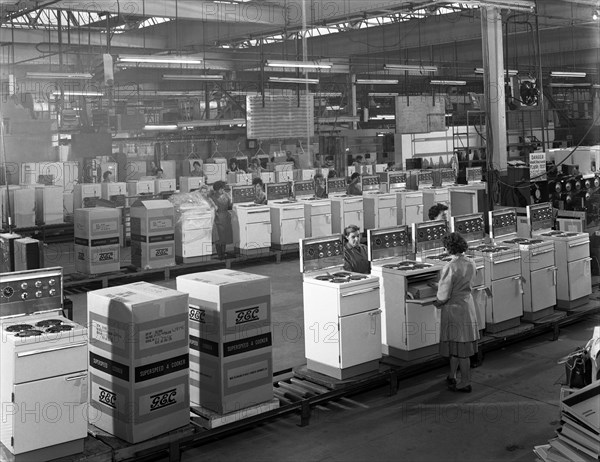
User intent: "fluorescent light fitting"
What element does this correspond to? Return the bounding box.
[26,72,93,80]
[143,124,178,131]
[370,115,396,120]
[356,79,399,85]
[268,76,319,85]
[178,118,246,128]
[384,64,437,72]
[266,60,333,69]
[430,80,467,86]
[549,83,591,88]
[368,92,399,97]
[51,90,103,96]
[163,74,224,81]
[118,55,202,64]
[550,71,586,78]
[474,68,518,76]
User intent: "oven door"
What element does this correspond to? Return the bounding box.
[404,298,441,351]
[526,246,555,271]
[343,209,363,232]
[278,216,305,245]
[490,254,521,280]
[567,258,593,300]
[339,309,382,368]
[309,211,332,238]
[489,276,523,324]
[377,202,398,229]
[338,284,380,317]
[529,266,557,313]
[11,372,88,454]
[403,204,423,226]
[244,221,272,249]
[567,238,590,262]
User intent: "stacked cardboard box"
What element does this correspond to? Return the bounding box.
[13,237,41,270]
[35,185,64,225]
[177,270,273,414]
[0,233,21,272]
[88,282,190,443]
[130,200,175,270]
[74,207,121,274]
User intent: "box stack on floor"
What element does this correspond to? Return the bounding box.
[87,282,190,443]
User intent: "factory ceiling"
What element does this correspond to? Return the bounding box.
[0,1,598,98]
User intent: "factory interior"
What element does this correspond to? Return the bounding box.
[1,0,600,461]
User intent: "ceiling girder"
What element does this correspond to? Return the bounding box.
[52,0,286,26]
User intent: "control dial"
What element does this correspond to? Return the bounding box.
[2,286,14,298]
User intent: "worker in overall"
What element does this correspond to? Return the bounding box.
[342,224,370,274]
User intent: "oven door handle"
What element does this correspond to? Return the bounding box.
[283,206,304,211]
[569,241,589,248]
[513,276,525,294]
[247,210,269,215]
[346,199,363,204]
[492,257,520,265]
[340,287,380,297]
[532,249,553,257]
[65,374,88,382]
[548,266,557,286]
[406,194,421,199]
[17,341,88,357]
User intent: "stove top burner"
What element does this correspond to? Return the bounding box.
[45,325,73,333]
[5,324,34,332]
[15,329,44,337]
[383,261,434,270]
[427,255,453,262]
[540,231,572,237]
[473,245,511,253]
[503,238,546,245]
[35,319,63,328]
[314,272,369,283]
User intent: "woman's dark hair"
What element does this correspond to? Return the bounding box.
[428,202,449,220]
[252,177,264,187]
[443,232,468,255]
[213,180,226,191]
[343,224,360,239]
[350,172,360,181]
[102,170,112,180]
[193,161,201,168]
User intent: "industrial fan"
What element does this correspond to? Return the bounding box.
[519,78,539,106]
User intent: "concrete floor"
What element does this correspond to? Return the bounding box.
[51,243,600,462]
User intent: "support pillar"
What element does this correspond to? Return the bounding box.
[481,7,508,173]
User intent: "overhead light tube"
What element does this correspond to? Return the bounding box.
[383,64,438,72]
[265,60,333,69]
[356,79,399,85]
[118,55,203,64]
[268,76,320,85]
[550,71,587,78]
[162,74,224,81]
[26,72,93,80]
[430,80,467,86]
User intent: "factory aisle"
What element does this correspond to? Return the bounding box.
[176,314,600,462]
[62,245,600,462]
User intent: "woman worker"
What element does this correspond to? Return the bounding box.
[342,225,370,274]
[209,181,233,259]
[434,232,480,393]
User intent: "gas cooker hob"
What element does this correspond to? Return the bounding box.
[383,260,434,270]
[426,254,453,262]
[237,203,266,208]
[314,271,370,283]
[472,245,511,253]
[502,238,545,245]
[540,231,581,237]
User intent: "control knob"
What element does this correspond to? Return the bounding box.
[49,289,57,296]
[35,281,42,288]
[35,291,42,298]
[21,293,28,300]
[20,282,28,290]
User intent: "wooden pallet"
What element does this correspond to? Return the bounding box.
[190,399,280,429]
